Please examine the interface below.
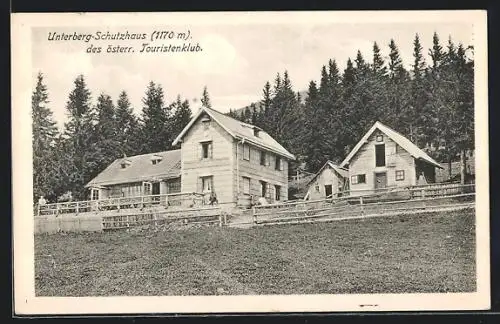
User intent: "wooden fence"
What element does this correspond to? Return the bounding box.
[101,206,226,230]
[253,183,475,226]
[36,192,205,216]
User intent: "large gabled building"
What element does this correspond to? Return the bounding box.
[86,106,295,208]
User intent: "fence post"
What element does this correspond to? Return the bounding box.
[223,212,227,226]
[360,196,364,215]
[218,214,222,227]
[252,207,257,224]
[76,202,79,215]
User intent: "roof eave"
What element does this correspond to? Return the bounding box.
[235,135,295,160]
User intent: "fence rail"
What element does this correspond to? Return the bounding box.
[101,206,226,230]
[37,192,206,216]
[253,193,475,226]
[253,183,476,225]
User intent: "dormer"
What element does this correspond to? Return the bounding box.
[120,159,132,169]
[150,154,162,165]
[253,126,261,137]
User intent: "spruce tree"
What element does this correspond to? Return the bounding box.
[62,74,99,199]
[201,86,212,109]
[115,90,141,156]
[170,95,192,147]
[95,93,120,169]
[139,81,172,153]
[32,72,59,201]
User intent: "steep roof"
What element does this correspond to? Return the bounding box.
[306,161,348,187]
[172,106,295,160]
[340,121,443,169]
[85,149,181,187]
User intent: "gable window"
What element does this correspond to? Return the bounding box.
[201,114,211,130]
[376,134,384,142]
[201,176,213,193]
[243,177,251,194]
[201,141,213,159]
[315,184,320,192]
[351,174,366,185]
[275,156,282,171]
[253,128,260,137]
[395,170,405,181]
[275,185,281,201]
[121,163,127,169]
[260,151,266,166]
[375,144,386,167]
[243,144,250,161]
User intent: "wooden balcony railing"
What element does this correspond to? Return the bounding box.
[36,192,206,216]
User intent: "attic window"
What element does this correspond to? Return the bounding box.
[376,134,384,142]
[201,115,211,130]
[120,160,131,169]
[151,155,162,165]
[253,127,260,137]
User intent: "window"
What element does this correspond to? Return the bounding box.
[120,161,131,169]
[260,181,267,197]
[396,170,405,181]
[151,155,162,165]
[143,182,152,195]
[260,151,266,166]
[275,156,282,170]
[375,144,386,167]
[91,188,99,200]
[315,184,320,192]
[201,141,213,159]
[351,174,366,185]
[376,134,384,142]
[243,177,251,194]
[275,185,281,201]
[253,128,260,137]
[201,176,213,192]
[243,144,250,161]
[203,120,210,130]
[167,180,181,193]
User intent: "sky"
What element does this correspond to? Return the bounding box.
[31,21,474,129]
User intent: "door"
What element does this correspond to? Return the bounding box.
[375,172,387,190]
[152,182,161,204]
[324,184,333,198]
[152,182,160,195]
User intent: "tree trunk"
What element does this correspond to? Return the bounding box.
[448,157,452,180]
[460,150,467,185]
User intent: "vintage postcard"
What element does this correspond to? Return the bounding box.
[11,10,489,315]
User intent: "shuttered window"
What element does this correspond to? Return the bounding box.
[260,151,266,166]
[275,156,282,170]
[201,141,213,159]
[243,144,250,161]
[243,177,251,194]
[275,185,281,201]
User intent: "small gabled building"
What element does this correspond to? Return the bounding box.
[85,150,181,200]
[172,106,295,207]
[340,121,443,196]
[304,161,348,200]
